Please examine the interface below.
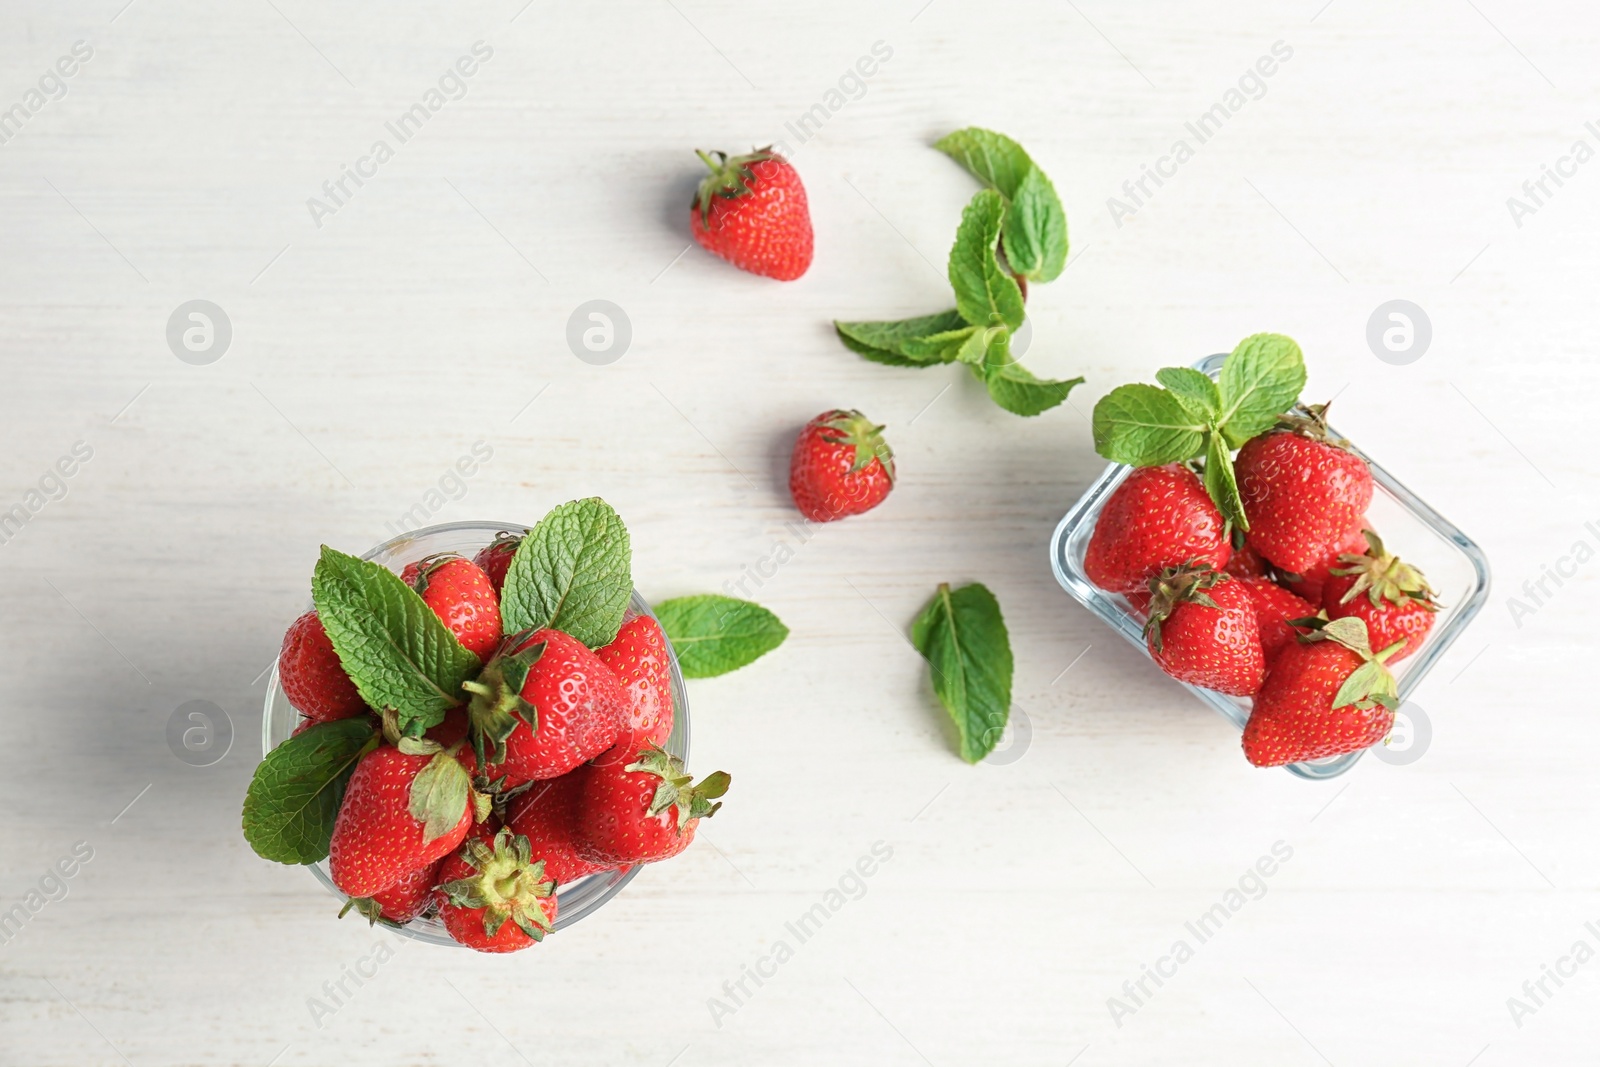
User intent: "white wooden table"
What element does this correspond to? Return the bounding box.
[1,1,1593,1063]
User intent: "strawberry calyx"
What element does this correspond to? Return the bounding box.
[1140,562,1227,653]
[817,410,896,483]
[338,895,398,928]
[403,552,465,594]
[461,633,546,769]
[438,828,556,942]
[625,744,731,833]
[694,147,778,226]
[1273,402,1351,449]
[1329,531,1439,611]
[1292,616,1402,712]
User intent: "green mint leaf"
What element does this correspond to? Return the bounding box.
[900,325,981,363]
[242,717,377,864]
[835,310,970,366]
[1155,367,1222,423]
[654,595,788,679]
[1217,333,1307,448]
[501,497,633,648]
[1092,383,1210,466]
[910,582,1013,764]
[949,189,1024,331]
[1201,430,1249,531]
[312,547,480,732]
[980,328,1080,416]
[954,326,991,367]
[934,127,1034,199]
[1002,166,1069,282]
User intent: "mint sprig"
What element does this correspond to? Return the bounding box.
[654,595,788,679]
[1091,333,1306,529]
[242,717,378,864]
[312,547,482,733]
[833,127,1079,417]
[911,582,1013,763]
[501,497,633,648]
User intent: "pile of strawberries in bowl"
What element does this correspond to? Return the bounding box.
[244,502,729,952]
[1073,335,1471,770]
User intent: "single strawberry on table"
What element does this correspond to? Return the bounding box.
[690,147,813,281]
[1237,577,1319,663]
[1084,464,1230,594]
[505,771,615,885]
[595,615,675,745]
[471,531,523,593]
[575,737,730,866]
[435,824,558,953]
[1241,616,1404,767]
[278,611,367,722]
[1322,530,1438,663]
[1236,405,1374,575]
[465,628,627,785]
[400,554,502,661]
[1142,565,1265,697]
[789,410,895,522]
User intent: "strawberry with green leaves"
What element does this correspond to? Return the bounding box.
[465,629,627,785]
[401,555,502,660]
[1241,617,1404,767]
[1084,465,1229,593]
[789,410,895,522]
[575,739,729,865]
[1142,565,1265,697]
[505,771,614,885]
[1323,531,1438,662]
[278,611,368,722]
[1236,406,1374,575]
[691,148,812,281]
[1278,520,1372,604]
[435,825,558,953]
[596,615,675,745]
[471,531,523,592]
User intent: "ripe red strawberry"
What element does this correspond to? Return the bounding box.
[595,616,674,745]
[1238,578,1319,663]
[1085,464,1230,594]
[1236,407,1373,575]
[328,742,477,897]
[789,410,895,522]
[400,555,501,660]
[472,531,522,593]
[575,738,729,865]
[279,611,367,722]
[505,772,615,885]
[465,629,626,785]
[690,148,812,281]
[436,825,557,953]
[1142,566,1265,697]
[1223,540,1270,582]
[1278,520,1372,604]
[1323,531,1438,663]
[342,858,442,925]
[1241,617,1401,767]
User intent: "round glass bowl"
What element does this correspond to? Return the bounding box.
[261,519,690,946]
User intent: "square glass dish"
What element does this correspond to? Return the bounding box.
[1049,354,1491,779]
[261,519,690,945]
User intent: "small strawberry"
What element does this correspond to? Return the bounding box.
[472,531,523,593]
[1223,540,1271,582]
[690,148,813,281]
[464,629,627,784]
[1323,531,1438,663]
[1238,578,1319,663]
[1142,565,1265,697]
[505,772,615,885]
[400,555,502,660]
[1277,520,1372,605]
[436,825,557,953]
[279,611,367,722]
[595,615,675,745]
[575,738,729,866]
[1241,617,1403,767]
[341,858,442,925]
[1085,464,1230,594]
[789,410,895,522]
[1236,406,1374,575]
[328,738,478,898]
